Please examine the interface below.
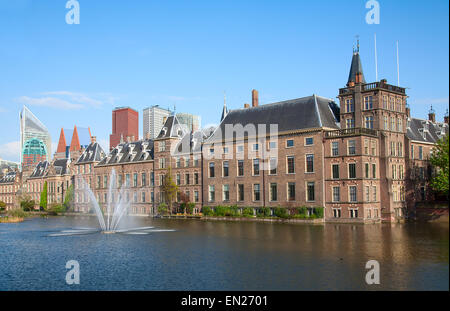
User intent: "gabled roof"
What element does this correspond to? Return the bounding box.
[76,142,106,164]
[29,161,49,178]
[407,118,449,144]
[205,94,340,143]
[156,115,188,139]
[97,139,154,166]
[47,159,69,176]
[0,171,17,184]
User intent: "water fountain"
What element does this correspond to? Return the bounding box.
[48,169,174,237]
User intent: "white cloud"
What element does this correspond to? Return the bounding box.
[15,91,118,110]
[0,141,20,162]
[16,96,83,110]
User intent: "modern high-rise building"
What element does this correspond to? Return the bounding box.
[110,107,139,149]
[176,112,201,132]
[143,105,172,139]
[19,106,52,168]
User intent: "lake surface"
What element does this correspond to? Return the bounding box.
[0,216,448,291]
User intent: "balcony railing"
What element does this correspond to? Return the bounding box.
[339,82,406,95]
[325,127,378,138]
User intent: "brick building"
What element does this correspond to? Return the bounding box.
[110,107,139,150]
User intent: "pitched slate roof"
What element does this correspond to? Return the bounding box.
[76,142,106,164]
[0,171,17,184]
[156,115,189,140]
[97,139,154,166]
[347,51,366,85]
[29,161,49,178]
[48,159,69,176]
[206,94,340,143]
[406,118,449,144]
[172,129,213,155]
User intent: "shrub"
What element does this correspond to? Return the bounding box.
[179,202,187,213]
[257,207,271,217]
[202,206,214,216]
[7,208,28,218]
[242,207,254,217]
[186,203,195,215]
[297,206,308,217]
[47,204,66,215]
[158,203,168,215]
[274,207,289,219]
[314,207,324,218]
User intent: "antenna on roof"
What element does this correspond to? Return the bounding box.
[396,40,400,86]
[374,33,378,81]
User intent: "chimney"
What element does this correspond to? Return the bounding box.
[131,135,135,142]
[444,110,449,124]
[244,103,250,109]
[252,89,259,107]
[91,136,97,143]
[127,136,131,143]
[405,106,410,118]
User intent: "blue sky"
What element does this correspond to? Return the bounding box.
[0,0,448,162]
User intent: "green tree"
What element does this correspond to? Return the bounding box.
[161,167,178,215]
[40,181,48,210]
[430,135,449,195]
[0,201,6,211]
[63,184,74,211]
[20,195,35,212]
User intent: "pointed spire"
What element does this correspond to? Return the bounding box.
[347,38,366,86]
[69,125,81,152]
[56,128,67,153]
[220,91,228,122]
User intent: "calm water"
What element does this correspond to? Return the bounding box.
[0,216,448,291]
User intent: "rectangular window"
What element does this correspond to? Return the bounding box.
[419,146,423,160]
[288,182,296,201]
[194,173,199,185]
[384,116,389,130]
[411,145,414,159]
[306,154,314,173]
[269,158,277,175]
[307,182,315,202]
[346,119,355,129]
[269,141,277,149]
[142,192,146,203]
[398,118,403,132]
[372,164,376,179]
[332,164,340,179]
[133,173,138,187]
[365,116,374,129]
[159,141,166,152]
[253,159,260,176]
[125,174,130,187]
[150,172,154,186]
[237,160,244,176]
[346,98,354,112]
[270,183,277,201]
[365,163,369,178]
[254,184,261,201]
[176,173,181,185]
[159,158,166,169]
[252,143,259,151]
[333,209,341,218]
[364,96,373,110]
[237,145,244,153]
[208,185,215,202]
[332,141,339,156]
[223,185,230,202]
[349,186,357,202]
[349,163,356,179]
[348,140,356,155]
[332,186,340,202]
[141,173,146,187]
[176,158,181,168]
[305,137,314,145]
[383,95,388,109]
[350,209,358,218]
[185,174,190,185]
[287,156,295,174]
[209,162,215,178]
[390,117,395,131]
[286,139,294,148]
[372,186,377,202]
[223,161,229,177]
[238,184,244,202]
[194,191,199,203]
[365,186,370,201]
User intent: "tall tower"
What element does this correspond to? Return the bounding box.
[336,40,408,223]
[143,105,171,139]
[110,107,139,149]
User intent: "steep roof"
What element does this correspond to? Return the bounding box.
[69,126,81,152]
[156,115,188,140]
[47,159,69,176]
[347,51,366,85]
[76,142,106,164]
[29,161,49,178]
[97,139,154,166]
[205,94,340,143]
[406,118,449,144]
[0,171,17,184]
[56,128,67,153]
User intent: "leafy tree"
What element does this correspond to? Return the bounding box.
[161,167,178,215]
[20,195,35,212]
[158,203,168,215]
[63,184,74,211]
[40,181,48,210]
[0,201,6,211]
[430,135,449,195]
